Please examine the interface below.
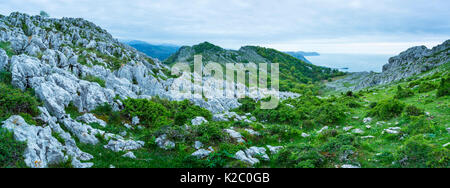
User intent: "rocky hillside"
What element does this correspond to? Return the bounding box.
[165,42,343,91]
[355,40,449,89]
[0,12,303,168]
[325,40,450,92]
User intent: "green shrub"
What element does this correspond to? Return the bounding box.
[395,136,449,168]
[0,71,12,84]
[312,103,346,125]
[404,105,425,117]
[0,42,15,57]
[418,82,437,93]
[82,75,105,87]
[91,103,123,125]
[301,120,315,130]
[65,102,83,119]
[338,96,361,108]
[395,85,414,99]
[236,97,257,113]
[0,83,41,119]
[408,80,421,88]
[191,123,226,144]
[437,76,450,97]
[171,99,212,126]
[253,103,304,125]
[274,144,324,168]
[402,116,433,135]
[0,128,27,168]
[122,98,171,128]
[369,98,405,120]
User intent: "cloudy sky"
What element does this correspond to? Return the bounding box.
[1,0,449,54]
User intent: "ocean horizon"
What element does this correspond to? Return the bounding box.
[307,53,395,73]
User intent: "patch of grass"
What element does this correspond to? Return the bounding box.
[0,128,27,168]
[82,75,105,87]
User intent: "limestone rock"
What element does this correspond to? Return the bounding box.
[155,134,175,150]
[2,116,65,168]
[224,128,245,143]
[122,151,137,159]
[76,113,107,127]
[191,116,208,125]
[191,149,212,159]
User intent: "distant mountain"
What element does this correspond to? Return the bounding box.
[285,51,320,64]
[124,40,179,61]
[165,42,343,91]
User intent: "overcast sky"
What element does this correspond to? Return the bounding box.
[1,0,449,54]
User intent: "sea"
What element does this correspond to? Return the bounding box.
[306,53,395,73]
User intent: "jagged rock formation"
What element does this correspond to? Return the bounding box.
[355,40,450,89]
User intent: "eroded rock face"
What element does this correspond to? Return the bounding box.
[2,116,64,168]
[76,113,107,127]
[0,49,8,71]
[355,40,450,89]
[191,116,208,125]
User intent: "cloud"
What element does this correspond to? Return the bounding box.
[0,0,449,54]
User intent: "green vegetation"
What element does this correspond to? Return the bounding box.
[369,98,405,120]
[164,42,345,92]
[395,85,414,99]
[0,71,41,122]
[81,75,105,87]
[0,128,27,168]
[0,41,15,57]
[437,76,450,97]
[248,46,345,91]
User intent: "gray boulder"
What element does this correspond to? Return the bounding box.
[191,149,212,159]
[76,113,107,127]
[0,49,8,71]
[2,116,65,168]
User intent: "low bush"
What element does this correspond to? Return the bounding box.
[236,97,257,113]
[395,136,449,168]
[395,85,414,99]
[0,42,15,57]
[0,83,41,120]
[369,98,405,120]
[402,116,433,135]
[274,144,325,168]
[418,82,437,93]
[312,103,346,125]
[436,76,449,97]
[122,98,171,128]
[404,105,425,117]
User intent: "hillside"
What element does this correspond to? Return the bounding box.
[124,40,179,61]
[165,42,344,91]
[285,51,320,64]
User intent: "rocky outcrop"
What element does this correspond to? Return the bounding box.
[76,113,107,127]
[2,116,65,168]
[355,40,449,89]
